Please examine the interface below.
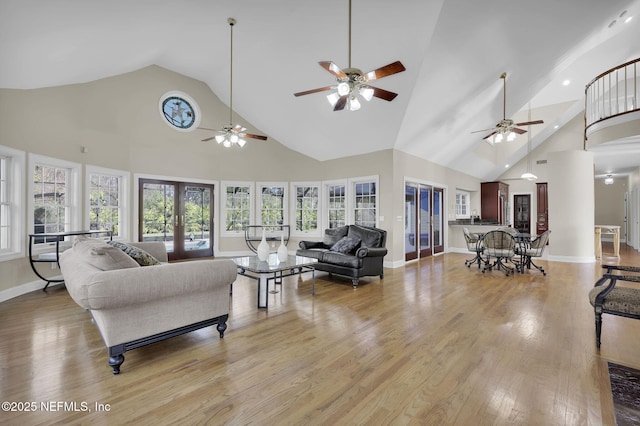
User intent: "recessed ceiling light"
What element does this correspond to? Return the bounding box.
[554,125,559,129]
[625,16,633,23]
[505,164,509,168]
[562,79,571,86]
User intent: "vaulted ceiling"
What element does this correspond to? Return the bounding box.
[1,0,639,180]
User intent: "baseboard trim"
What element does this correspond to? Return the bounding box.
[546,254,596,263]
[0,276,64,303]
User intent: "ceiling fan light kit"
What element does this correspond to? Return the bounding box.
[199,18,267,147]
[294,0,406,111]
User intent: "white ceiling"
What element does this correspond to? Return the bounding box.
[1,0,639,180]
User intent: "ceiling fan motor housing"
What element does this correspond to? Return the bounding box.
[497,119,514,130]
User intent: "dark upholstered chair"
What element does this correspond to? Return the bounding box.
[514,230,551,275]
[463,227,483,268]
[589,265,640,348]
[481,230,516,276]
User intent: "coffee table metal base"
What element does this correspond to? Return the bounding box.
[232,254,317,309]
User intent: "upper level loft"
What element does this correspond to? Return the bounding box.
[585,57,640,148]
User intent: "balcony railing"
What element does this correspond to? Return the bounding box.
[585,57,640,144]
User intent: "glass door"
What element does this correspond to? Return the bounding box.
[419,186,432,257]
[182,185,213,257]
[432,187,444,254]
[139,179,214,261]
[405,181,445,260]
[405,184,418,261]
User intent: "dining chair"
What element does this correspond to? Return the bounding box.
[481,230,516,276]
[515,230,551,275]
[463,227,483,268]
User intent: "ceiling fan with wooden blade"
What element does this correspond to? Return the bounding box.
[199,18,267,147]
[294,0,406,111]
[472,72,544,143]
[199,125,268,143]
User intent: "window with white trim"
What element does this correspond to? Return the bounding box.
[455,190,470,219]
[86,165,129,239]
[0,145,25,261]
[221,182,253,235]
[29,154,80,247]
[325,182,346,229]
[258,183,287,227]
[352,178,377,227]
[291,183,320,235]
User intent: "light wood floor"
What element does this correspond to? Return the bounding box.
[2,244,639,425]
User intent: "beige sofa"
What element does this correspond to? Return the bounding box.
[59,237,237,374]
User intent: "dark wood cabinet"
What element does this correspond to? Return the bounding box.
[536,182,548,235]
[481,181,509,225]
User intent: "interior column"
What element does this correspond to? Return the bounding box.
[547,150,595,262]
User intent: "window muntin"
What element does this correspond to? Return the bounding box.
[0,145,25,261]
[222,182,253,235]
[293,184,319,234]
[33,165,70,239]
[353,180,377,227]
[87,166,129,239]
[455,190,470,219]
[0,156,8,250]
[326,183,346,229]
[259,183,287,227]
[29,154,80,248]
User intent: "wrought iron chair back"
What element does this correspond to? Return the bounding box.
[463,227,483,268]
[518,230,551,275]
[481,230,516,276]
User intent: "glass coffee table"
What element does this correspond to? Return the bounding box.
[231,253,318,309]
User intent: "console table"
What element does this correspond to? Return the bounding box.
[594,225,620,259]
[28,230,112,290]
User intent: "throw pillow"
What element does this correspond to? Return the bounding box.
[330,236,361,254]
[72,236,140,271]
[107,240,161,266]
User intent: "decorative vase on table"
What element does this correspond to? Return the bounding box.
[257,228,270,261]
[277,232,288,263]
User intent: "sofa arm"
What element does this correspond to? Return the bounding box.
[355,247,388,258]
[299,240,326,250]
[84,259,237,310]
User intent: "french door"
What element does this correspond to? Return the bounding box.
[405,182,444,261]
[139,179,214,261]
